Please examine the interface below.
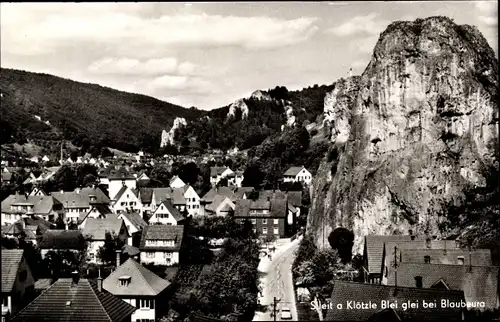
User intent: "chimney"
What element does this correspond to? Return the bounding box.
[409,229,415,240]
[71,270,80,286]
[97,268,103,292]
[116,250,121,267]
[75,188,80,194]
[65,222,69,231]
[61,190,64,194]
[426,238,431,249]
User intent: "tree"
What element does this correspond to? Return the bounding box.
[55,216,66,230]
[327,228,354,263]
[97,232,125,265]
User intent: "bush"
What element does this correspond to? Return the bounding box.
[328,228,354,263]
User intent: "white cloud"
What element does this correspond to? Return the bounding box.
[325,13,389,37]
[87,57,196,76]
[479,15,498,26]
[475,1,497,14]
[0,4,319,57]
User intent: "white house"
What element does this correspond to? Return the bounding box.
[116,211,147,245]
[283,166,313,185]
[205,195,235,217]
[169,176,185,189]
[41,155,50,163]
[107,167,137,200]
[112,186,142,215]
[149,201,185,226]
[82,217,129,264]
[183,185,201,216]
[103,258,171,322]
[139,225,184,266]
[78,204,114,229]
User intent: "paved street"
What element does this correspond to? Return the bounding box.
[253,237,302,321]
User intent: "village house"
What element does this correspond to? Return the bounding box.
[1,250,36,321]
[201,187,235,212]
[82,217,129,264]
[324,281,466,321]
[51,187,111,224]
[151,187,187,214]
[116,210,148,245]
[78,204,115,229]
[233,198,288,238]
[103,258,172,322]
[107,166,137,200]
[139,225,184,266]
[9,273,137,322]
[204,195,235,217]
[210,166,234,186]
[283,166,312,186]
[1,194,63,225]
[2,215,54,246]
[232,187,254,200]
[386,263,500,311]
[149,200,186,225]
[38,230,87,259]
[28,187,47,196]
[183,185,201,216]
[112,185,142,214]
[22,166,61,185]
[169,175,185,189]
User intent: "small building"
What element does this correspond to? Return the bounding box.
[1,194,63,225]
[204,195,235,217]
[82,217,129,264]
[9,274,137,322]
[107,167,137,200]
[51,187,111,224]
[137,188,154,216]
[116,210,148,245]
[103,258,172,322]
[112,186,142,215]
[233,198,288,238]
[139,225,184,266]
[209,167,234,186]
[149,200,186,226]
[1,250,36,320]
[283,166,312,186]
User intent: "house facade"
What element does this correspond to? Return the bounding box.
[283,166,313,186]
[233,198,288,238]
[112,186,142,214]
[1,194,63,225]
[139,225,184,266]
[82,217,129,263]
[150,201,185,226]
[103,258,171,322]
[210,167,234,186]
[184,185,201,216]
[51,187,111,224]
[1,250,36,321]
[108,167,137,200]
[169,176,185,189]
[116,211,147,245]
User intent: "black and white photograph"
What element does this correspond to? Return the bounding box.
[0,1,498,321]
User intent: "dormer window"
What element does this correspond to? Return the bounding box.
[119,276,131,287]
[415,276,423,288]
[424,255,431,263]
[457,256,465,265]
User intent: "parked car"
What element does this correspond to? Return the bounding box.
[280,307,292,320]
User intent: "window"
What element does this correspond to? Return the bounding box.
[273,227,279,235]
[164,252,173,258]
[121,202,126,206]
[119,276,131,287]
[262,227,267,234]
[251,219,256,224]
[2,296,8,307]
[19,270,27,282]
[415,276,423,288]
[273,219,279,225]
[457,256,464,265]
[146,252,155,258]
[262,219,267,224]
[140,299,152,309]
[424,255,431,263]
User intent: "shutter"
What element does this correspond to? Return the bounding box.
[151,298,155,309]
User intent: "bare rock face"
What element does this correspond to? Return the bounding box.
[308,16,499,254]
[160,117,187,147]
[227,98,249,120]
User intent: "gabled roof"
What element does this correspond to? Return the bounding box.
[140,225,184,251]
[122,245,140,257]
[103,258,171,296]
[1,249,25,293]
[79,205,114,224]
[83,218,125,241]
[286,191,302,207]
[269,199,287,218]
[155,200,185,222]
[325,281,465,321]
[10,278,137,322]
[39,230,86,250]
[233,187,254,199]
[284,166,306,176]
[364,235,413,274]
[386,263,500,309]
[79,187,111,204]
[114,185,138,202]
[169,175,185,187]
[2,194,62,214]
[152,187,185,205]
[51,191,92,208]
[119,211,147,230]
[206,195,233,213]
[210,166,228,177]
[202,187,234,203]
[138,187,153,203]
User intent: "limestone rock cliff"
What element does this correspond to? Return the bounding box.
[308,16,499,254]
[160,117,187,147]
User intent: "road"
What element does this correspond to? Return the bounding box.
[253,237,301,321]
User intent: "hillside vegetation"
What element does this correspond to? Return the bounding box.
[0,68,204,152]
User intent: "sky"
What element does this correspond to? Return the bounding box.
[1,1,497,110]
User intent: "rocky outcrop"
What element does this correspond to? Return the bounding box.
[251,90,272,101]
[160,117,187,147]
[308,16,499,254]
[227,99,249,120]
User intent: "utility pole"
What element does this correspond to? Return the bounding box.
[393,246,398,293]
[273,297,280,322]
